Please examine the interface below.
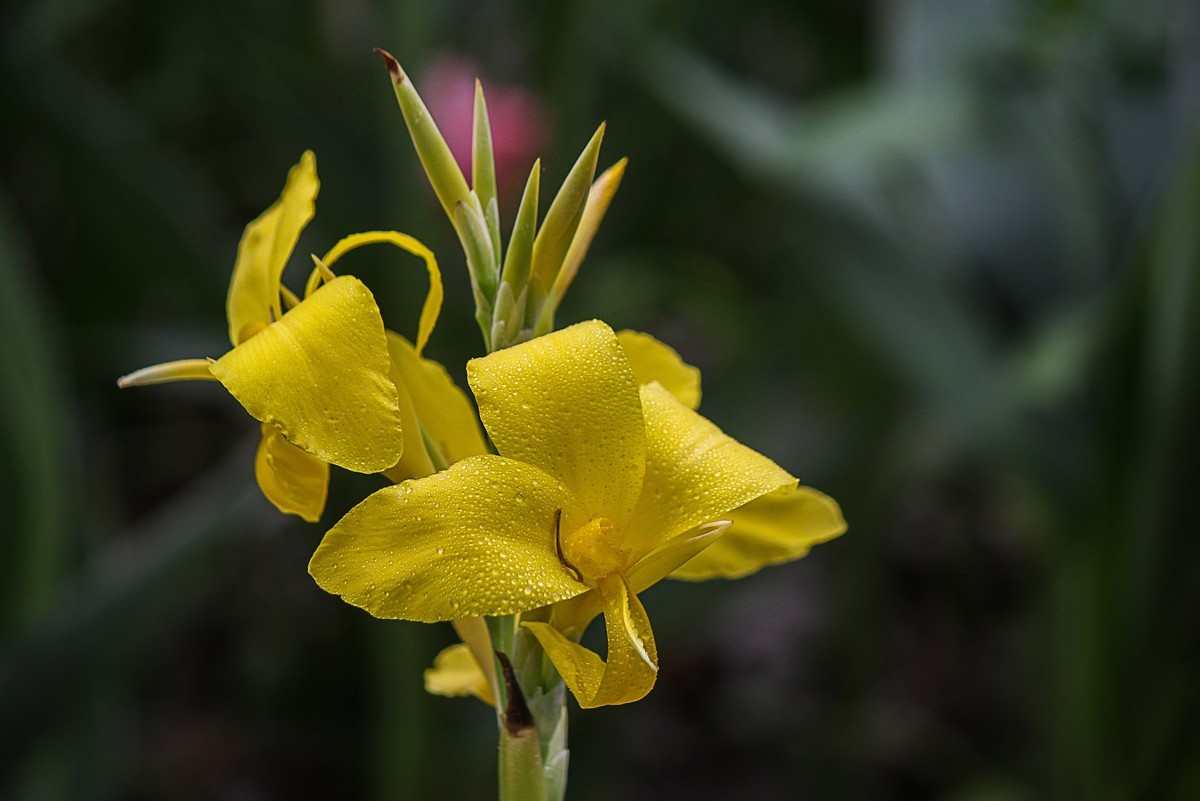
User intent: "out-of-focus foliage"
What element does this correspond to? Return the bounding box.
[1,0,1198,799]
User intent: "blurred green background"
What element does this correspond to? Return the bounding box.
[2,0,1198,798]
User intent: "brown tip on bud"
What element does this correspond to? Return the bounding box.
[496,652,535,736]
[373,48,404,82]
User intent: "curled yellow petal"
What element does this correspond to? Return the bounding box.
[318,231,443,355]
[670,485,846,581]
[117,358,216,388]
[226,151,318,346]
[308,455,588,622]
[627,382,795,557]
[425,643,494,705]
[254,423,329,522]
[383,332,487,482]
[524,573,657,708]
[211,275,403,474]
[616,329,701,410]
[468,320,646,528]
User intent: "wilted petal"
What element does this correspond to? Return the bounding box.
[212,275,403,474]
[670,485,845,581]
[309,455,587,622]
[524,573,657,709]
[425,643,494,705]
[626,382,795,556]
[254,423,329,522]
[468,320,645,527]
[226,151,318,345]
[616,329,701,410]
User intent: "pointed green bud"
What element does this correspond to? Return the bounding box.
[552,157,628,306]
[472,79,502,257]
[376,49,472,222]
[499,160,540,320]
[529,124,605,299]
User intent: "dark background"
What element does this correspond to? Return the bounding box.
[2,0,1199,799]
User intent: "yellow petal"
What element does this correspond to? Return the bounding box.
[616,329,702,410]
[254,423,329,522]
[226,151,318,346]
[319,231,444,354]
[383,338,435,482]
[308,455,588,622]
[425,643,494,705]
[383,332,487,482]
[670,485,846,581]
[116,358,216,388]
[524,573,657,708]
[626,382,795,557]
[626,521,729,592]
[211,275,403,474]
[452,617,499,705]
[467,320,646,527]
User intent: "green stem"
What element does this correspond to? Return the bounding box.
[496,651,548,801]
[486,616,570,801]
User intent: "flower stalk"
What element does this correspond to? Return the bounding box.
[120,52,847,801]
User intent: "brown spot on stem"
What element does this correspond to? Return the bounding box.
[496,651,534,736]
[373,48,404,82]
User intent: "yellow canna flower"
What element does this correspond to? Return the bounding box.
[310,319,842,707]
[118,152,413,521]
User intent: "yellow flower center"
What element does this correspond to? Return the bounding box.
[560,516,628,585]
